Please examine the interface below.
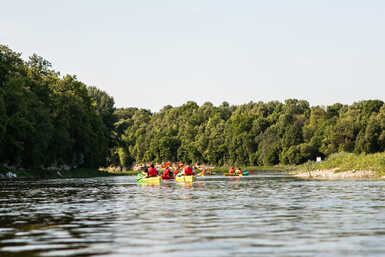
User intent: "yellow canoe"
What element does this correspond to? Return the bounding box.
[175,175,194,183]
[138,176,162,184]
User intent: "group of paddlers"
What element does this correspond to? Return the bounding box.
[228,166,243,175]
[143,163,194,179]
[142,163,242,178]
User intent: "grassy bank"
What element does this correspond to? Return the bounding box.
[297,152,385,177]
[0,167,136,179]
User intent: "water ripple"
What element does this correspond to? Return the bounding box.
[1,173,385,256]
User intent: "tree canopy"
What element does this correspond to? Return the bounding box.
[111,99,385,167]
[2,44,385,170]
[0,45,112,168]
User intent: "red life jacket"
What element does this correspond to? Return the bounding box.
[173,169,179,175]
[148,167,158,177]
[162,168,172,179]
[184,167,193,176]
[229,168,235,174]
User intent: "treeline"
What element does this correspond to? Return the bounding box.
[113,99,385,167]
[0,45,114,168]
[2,45,385,169]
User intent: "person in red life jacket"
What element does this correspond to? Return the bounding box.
[184,164,193,176]
[229,166,235,174]
[147,164,158,177]
[173,168,179,176]
[162,166,173,179]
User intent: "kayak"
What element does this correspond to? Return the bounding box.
[224,173,242,176]
[161,175,174,180]
[197,172,216,176]
[175,175,194,182]
[136,173,162,184]
[224,171,249,176]
[138,176,161,184]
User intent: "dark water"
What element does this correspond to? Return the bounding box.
[1,172,385,257]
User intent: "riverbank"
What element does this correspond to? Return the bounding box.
[211,166,292,173]
[292,152,385,180]
[0,167,137,180]
[0,164,290,180]
[291,168,377,180]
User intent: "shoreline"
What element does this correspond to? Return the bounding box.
[0,168,135,180]
[290,168,382,180]
[5,165,384,181]
[0,165,288,180]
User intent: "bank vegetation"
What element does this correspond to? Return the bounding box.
[2,45,385,178]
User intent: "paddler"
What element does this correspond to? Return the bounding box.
[147,164,158,177]
[162,166,173,179]
[236,167,242,175]
[229,166,235,174]
[203,169,211,175]
[183,164,193,176]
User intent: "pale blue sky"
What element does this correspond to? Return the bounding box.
[1,0,384,111]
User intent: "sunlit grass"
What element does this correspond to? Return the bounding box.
[297,152,385,177]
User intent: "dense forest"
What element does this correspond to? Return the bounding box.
[113,99,385,167]
[0,45,114,168]
[2,45,385,169]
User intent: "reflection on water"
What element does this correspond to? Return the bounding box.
[1,172,385,257]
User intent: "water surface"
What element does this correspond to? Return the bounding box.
[1,171,385,257]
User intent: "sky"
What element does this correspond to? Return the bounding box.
[1,0,385,111]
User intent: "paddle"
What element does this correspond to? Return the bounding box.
[136,173,144,181]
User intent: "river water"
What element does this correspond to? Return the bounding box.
[1,171,385,257]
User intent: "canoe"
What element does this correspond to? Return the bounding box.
[175,175,194,183]
[161,176,174,180]
[137,174,162,184]
[139,176,161,184]
[224,171,250,176]
[224,173,242,176]
[197,172,216,176]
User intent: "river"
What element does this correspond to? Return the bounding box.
[1,171,385,257]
